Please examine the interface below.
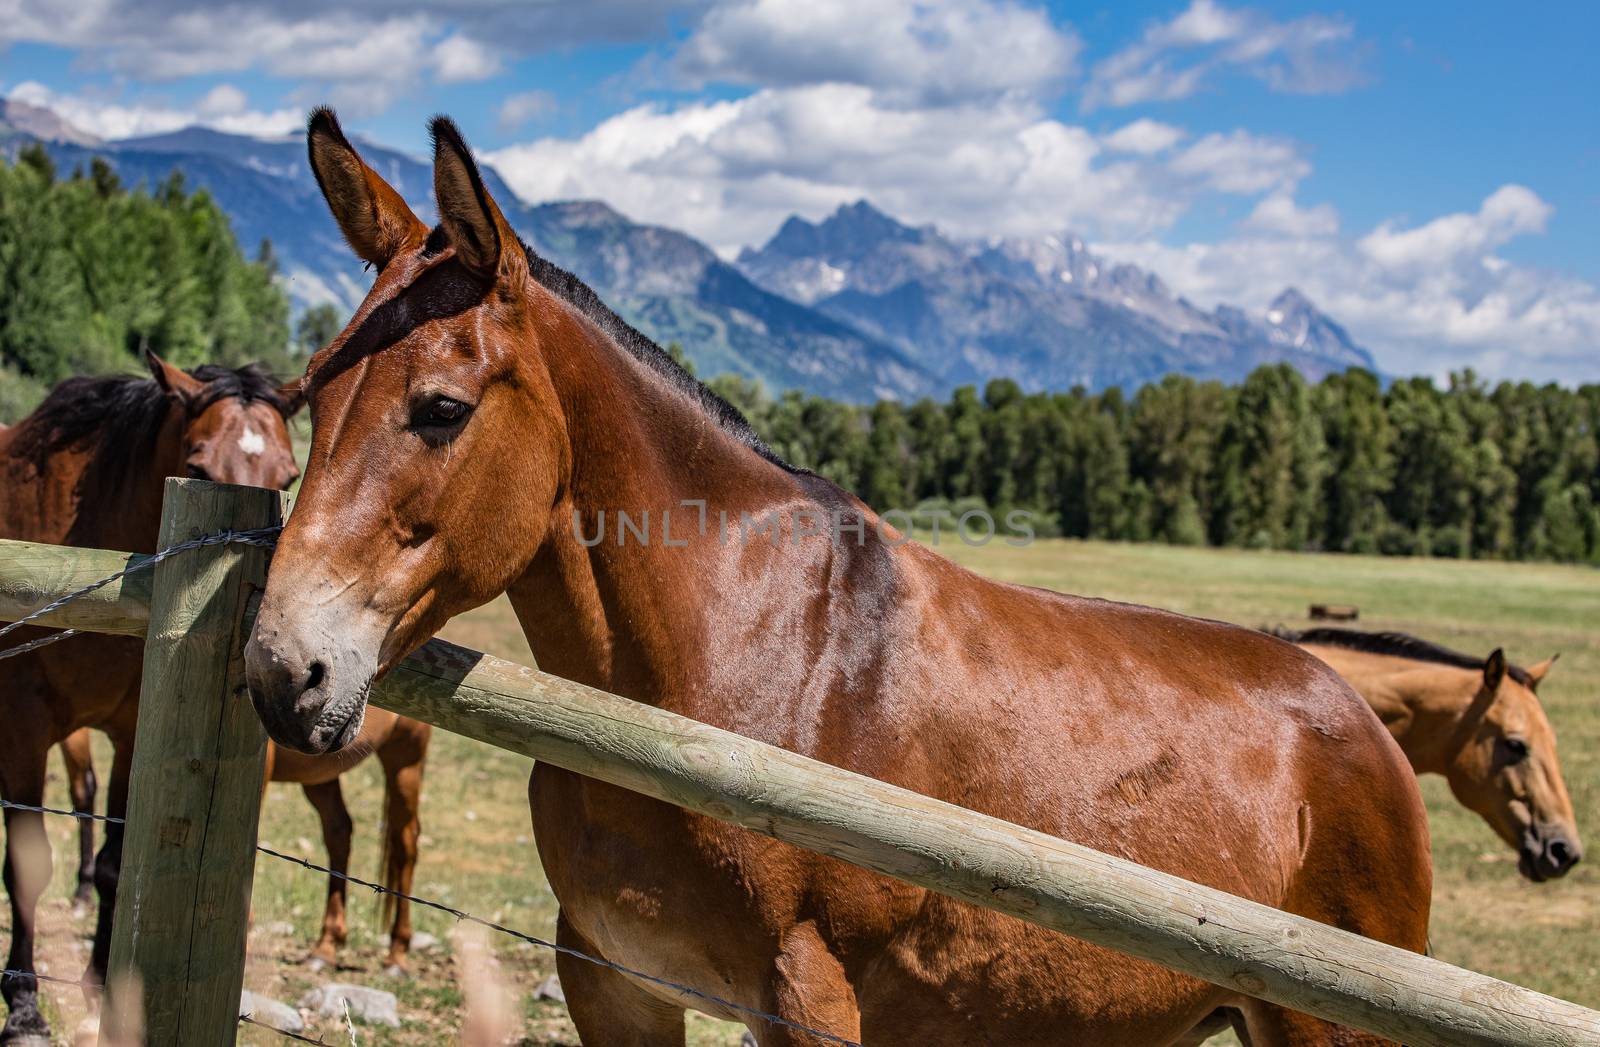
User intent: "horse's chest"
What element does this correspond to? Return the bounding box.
[529,764,796,1007]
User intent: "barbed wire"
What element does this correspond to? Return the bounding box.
[255,845,864,1047]
[6,836,861,1044]
[1,966,89,989]
[238,1013,343,1046]
[0,525,281,661]
[0,798,124,823]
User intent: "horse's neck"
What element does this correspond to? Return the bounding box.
[508,312,857,711]
[63,410,186,553]
[1364,662,1479,775]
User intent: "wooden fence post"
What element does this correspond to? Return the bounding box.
[104,478,281,1046]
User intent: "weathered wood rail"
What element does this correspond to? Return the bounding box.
[2,481,1598,1047]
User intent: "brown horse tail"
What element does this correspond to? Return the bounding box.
[378,782,400,931]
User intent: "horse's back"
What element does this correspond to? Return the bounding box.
[881,546,1423,849]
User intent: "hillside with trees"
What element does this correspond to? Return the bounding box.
[0,145,291,419]
[709,365,1600,564]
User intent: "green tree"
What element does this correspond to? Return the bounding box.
[296,303,346,355]
[1317,369,1394,553]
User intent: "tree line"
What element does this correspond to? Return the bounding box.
[702,364,1600,564]
[0,145,294,419]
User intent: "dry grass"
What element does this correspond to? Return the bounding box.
[9,537,1597,1044]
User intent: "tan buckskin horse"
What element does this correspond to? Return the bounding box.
[244,110,1433,1047]
[0,357,301,1046]
[1277,627,1580,882]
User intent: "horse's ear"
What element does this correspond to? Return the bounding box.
[276,377,308,419]
[1483,648,1508,693]
[430,115,516,280]
[146,352,203,403]
[1525,653,1560,691]
[308,107,425,269]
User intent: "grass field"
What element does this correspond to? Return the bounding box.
[13,537,1598,1044]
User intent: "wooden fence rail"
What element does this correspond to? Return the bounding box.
[1,482,1598,1047]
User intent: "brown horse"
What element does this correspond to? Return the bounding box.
[245,109,1432,1046]
[263,710,432,975]
[0,356,300,1046]
[54,731,98,918]
[1277,627,1580,881]
[53,708,431,974]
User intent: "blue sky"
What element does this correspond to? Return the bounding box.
[3,0,1597,380]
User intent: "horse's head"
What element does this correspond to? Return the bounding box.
[1443,650,1580,881]
[246,110,563,754]
[147,353,304,491]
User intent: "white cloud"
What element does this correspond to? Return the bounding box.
[1358,185,1552,274]
[7,81,302,140]
[1168,130,1308,194]
[0,1,686,115]
[1243,193,1338,237]
[1101,118,1185,155]
[196,83,248,117]
[497,90,557,133]
[431,33,502,84]
[485,85,1303,253]
[675,0,1079,105]
[1099,185,1598,382]
[1083,0,1369,110]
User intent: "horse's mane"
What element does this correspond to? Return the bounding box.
[1268,626,1533,688]
[515,239,800,474]
[9,363,289,477]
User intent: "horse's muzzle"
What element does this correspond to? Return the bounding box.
[244,609,377,755]
[1519,828,1583,882]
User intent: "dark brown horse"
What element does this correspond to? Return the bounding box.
[246,110,1433,1046]
[1276,627,1580,881]
[55,709,432,974]
[0,356,300,1046]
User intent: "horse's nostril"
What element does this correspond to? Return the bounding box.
[305,660,326,693]
[1549,840,1576,869]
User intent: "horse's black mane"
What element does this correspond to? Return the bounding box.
[11,363,288,475]
[1269,626,1532,688]
[516,239,797,473]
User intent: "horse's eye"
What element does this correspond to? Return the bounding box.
[412,396,473,431]
[1499,737,1530,764]
[186,463,212,482]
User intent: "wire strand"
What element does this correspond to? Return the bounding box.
[238,1013,342,1046]
[0,798,125,823]
[255,845,863,1046]
[4,813,862,1041]
[0,525,281,661]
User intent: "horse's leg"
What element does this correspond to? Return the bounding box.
[1236,1001,1389,1046]
[301,779,352,972]
[87,730,134,992]
[748,920,860,1047]
[1171,1009,1241,1047]
[555,910,685,1046]
[376,727,427,975]
[1,724,54,1047]
[58,730,97,917]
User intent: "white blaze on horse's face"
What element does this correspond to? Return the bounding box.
[239,425,266,456]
